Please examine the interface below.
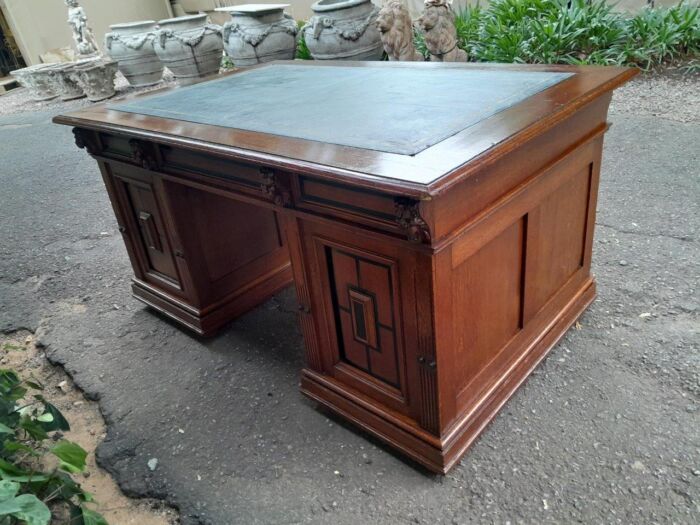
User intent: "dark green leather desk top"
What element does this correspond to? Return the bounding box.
[112,64,572,156]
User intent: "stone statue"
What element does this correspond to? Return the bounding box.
[376,0,423,61]
[65,0,100,56]
[416,0,467,62]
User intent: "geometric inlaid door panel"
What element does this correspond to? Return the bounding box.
[325,246,403,390]
[104,164,187,299]
[123,179,180,283]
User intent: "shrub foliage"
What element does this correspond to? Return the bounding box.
[0,369,107,525]
[417,0,700,69]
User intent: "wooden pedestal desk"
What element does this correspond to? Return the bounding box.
[55,62,635,473]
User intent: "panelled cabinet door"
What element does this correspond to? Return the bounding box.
[103,163,189,298]
[300,222,427,420]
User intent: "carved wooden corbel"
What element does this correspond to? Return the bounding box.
[395,197,431,244]
[260,167,291,207]
[72,128,97,155]
[129,139,157,170]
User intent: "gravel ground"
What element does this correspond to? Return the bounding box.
[0,70,177,117]
[0,69,698,525]
[610,68,700,122]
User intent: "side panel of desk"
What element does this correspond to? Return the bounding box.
[424,97,610,471]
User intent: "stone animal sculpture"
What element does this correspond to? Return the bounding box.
[376,0,424,61]
[416,0,467,62]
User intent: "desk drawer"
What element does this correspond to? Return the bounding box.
[94,132,269,199]
[295,176,407,236]
[159,146,265,192]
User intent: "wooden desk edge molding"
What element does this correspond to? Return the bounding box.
[54,61,636,474]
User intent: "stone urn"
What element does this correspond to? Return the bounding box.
[217,4,297,67]
[302,0,383,60]
[46,62,87,100]
[10,64,58,101]
[70,59,118,101]
[105,20,164,87]
[154,14,223,83]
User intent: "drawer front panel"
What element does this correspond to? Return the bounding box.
[296,177,406,236]
[159,146,265,191]
[94,132,271,199]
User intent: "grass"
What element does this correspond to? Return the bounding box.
[415,0,700,70]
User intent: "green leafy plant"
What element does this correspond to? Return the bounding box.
[220,55,235,71]
[624,2,700,69]
[413,0,700,71]
[296,20,312,60]
[0,369,107,525]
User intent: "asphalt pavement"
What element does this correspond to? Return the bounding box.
[0,80,698,524]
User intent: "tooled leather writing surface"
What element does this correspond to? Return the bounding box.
[111,64,572,157]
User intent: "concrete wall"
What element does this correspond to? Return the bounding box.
[0,0,173,65]
[178,0,316,20]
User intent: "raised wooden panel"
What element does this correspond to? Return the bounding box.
[348,288,378,348]
[188,190,282,282]
[162,181,289,306]
[525,165,591,317]
[452,219,525,394]
[326,247,401,389]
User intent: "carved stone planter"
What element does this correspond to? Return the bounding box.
[302,0,383,61]
[105,20,164,87]
[10,64,58,101]
[47,62,87,100]
[70,59,118,101]
[154,14,223,83]
[217,4,297,67]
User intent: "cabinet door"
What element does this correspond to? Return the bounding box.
[300,221,424,418]
[102,163,187,297]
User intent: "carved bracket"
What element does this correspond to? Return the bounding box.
[129,139,157,170]
[260,167,291,207]
[73,128,98,155]
[395,197,431,244]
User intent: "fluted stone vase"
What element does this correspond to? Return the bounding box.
[302,0,383,60]
[46,62,87,100]
[10,64,58,101]
[154,14,223,83]
[218,4,297,67]
[105,20,164,87]
[70,59,118,102]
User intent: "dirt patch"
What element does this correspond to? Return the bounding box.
[0,331,179,525]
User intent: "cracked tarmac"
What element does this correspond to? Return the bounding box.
[0,74,698,524]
